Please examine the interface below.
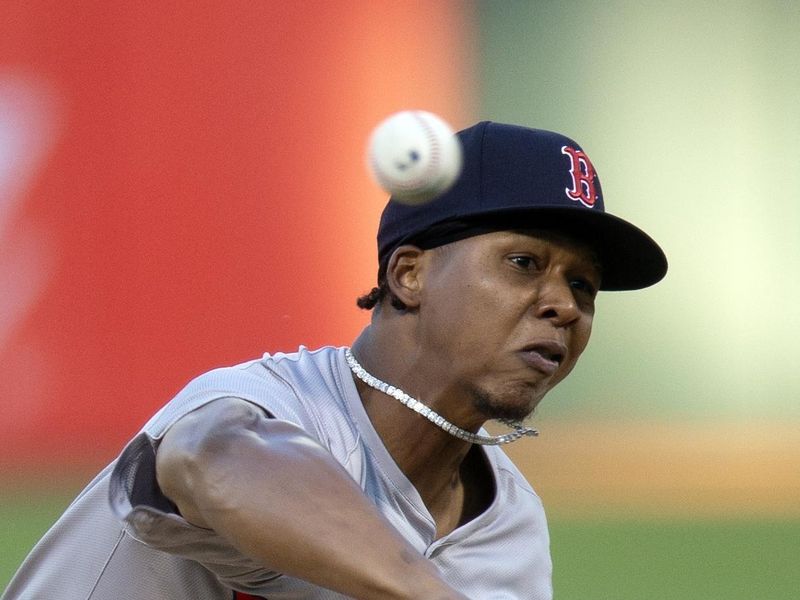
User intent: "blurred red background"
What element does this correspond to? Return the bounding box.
[0,2,476,473]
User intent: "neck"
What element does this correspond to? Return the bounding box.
[350,325,475,485]
[350,325,501,537]
[346,348,535,446]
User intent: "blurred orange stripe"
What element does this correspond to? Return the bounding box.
[502,420,800,519]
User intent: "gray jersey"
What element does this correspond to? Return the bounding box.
[3,346,552,600]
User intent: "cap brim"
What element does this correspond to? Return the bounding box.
[452,206,668,291]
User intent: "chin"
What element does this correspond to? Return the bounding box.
[470,382,544,422]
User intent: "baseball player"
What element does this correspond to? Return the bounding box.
[2,122,667,599]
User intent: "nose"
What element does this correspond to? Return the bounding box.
[533,278,581,326]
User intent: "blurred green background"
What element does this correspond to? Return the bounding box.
[3,2,799,597]
[477,0,800,421]
[474,2,799,597]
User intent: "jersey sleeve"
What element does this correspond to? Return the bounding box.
[107,360,326,594]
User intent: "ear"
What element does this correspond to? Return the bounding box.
[385,245,427,309]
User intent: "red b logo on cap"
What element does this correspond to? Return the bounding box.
[561,145,598,208]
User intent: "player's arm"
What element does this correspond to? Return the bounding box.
[155,397,466,600]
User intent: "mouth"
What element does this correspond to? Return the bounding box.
[519,340,567,375]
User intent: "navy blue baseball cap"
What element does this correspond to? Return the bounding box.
[376,121,667,291]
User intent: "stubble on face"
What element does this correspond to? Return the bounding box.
[468,380,544,423]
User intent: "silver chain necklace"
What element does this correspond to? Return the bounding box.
[344,348,538,445]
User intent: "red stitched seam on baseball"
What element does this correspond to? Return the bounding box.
[373,112,443,191]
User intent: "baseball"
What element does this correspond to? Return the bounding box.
[367,110,463,205]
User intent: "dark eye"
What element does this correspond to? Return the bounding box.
[570,277,597,296]
[509,256,535,270]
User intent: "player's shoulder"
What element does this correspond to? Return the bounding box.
[257,345,343,376]
[253,345,353,413]
[175,345,343,400]
[138,346,343,440]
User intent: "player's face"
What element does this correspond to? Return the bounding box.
[415,230,600,424]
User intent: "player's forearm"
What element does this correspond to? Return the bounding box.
[157,401,465,600]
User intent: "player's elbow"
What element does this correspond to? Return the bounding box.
[155,397,269,526]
